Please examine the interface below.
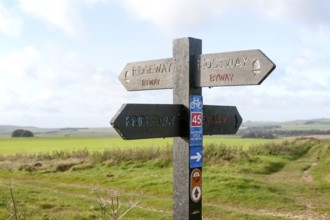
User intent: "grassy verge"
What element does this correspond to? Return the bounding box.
[0,138,329,219]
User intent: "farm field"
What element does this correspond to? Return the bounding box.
[0,137,329,219]
[0,136,278,155]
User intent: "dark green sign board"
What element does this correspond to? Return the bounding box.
[111,104,242,140]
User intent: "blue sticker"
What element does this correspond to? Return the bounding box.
[190,95,203,147]
[190,146,203,168]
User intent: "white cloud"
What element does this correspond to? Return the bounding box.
[119,0,330,33]
[0,43,124,127]
[1,0,329,127]
[0,3,22,37]
[84,0,109,5]
[0,46,40,76]
[18,0,85,37]
[121,0,212,32]
[258,0,330,26]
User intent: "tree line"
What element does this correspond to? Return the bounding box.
[239,127,330,139]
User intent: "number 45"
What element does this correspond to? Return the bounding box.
[191,113,202,126]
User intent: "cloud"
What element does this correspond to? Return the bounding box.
[0,46,40,76]
[0,2,22,37]
[1,0,329,127]
[84,0,109,4]
[258,0,330,26]
[121,0,212,32]
[18,0,85,37]
[0,43,125,127]
[119,0,330,33]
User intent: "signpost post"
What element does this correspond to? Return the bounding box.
[111,37,275,219]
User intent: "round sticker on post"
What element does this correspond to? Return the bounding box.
[191,169,201,185]
[190,169,202,203]
[191,186,202,203]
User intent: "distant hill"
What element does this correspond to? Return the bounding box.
[1,118,330,138]
[239,118,330,138]
[0,125,117,137]
[241,118,330,130]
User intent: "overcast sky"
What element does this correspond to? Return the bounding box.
[0,0,329,128]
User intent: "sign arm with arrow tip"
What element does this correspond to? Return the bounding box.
[193,49,276,88]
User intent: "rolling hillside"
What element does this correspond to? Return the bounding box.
[0,125,116,137]
[1,118,330,138]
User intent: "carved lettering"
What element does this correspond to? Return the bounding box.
[155,64,162,73]
[142,79,160,86]
[201,56,248,70]
[204,115,227,125]
[132,62,173,76]
[210,73,234,82]
[125,115,176,127]
[161,64,167,73]
[159,115,176,126]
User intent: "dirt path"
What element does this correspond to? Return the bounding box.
[302,162,317,183]
[1,138,329,219]
[259,141,330,220]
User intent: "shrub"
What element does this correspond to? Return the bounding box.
[11,129,34,138]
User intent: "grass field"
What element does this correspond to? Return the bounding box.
[0,136,279,155]
[0,137,329,219]
[0,137,171,155]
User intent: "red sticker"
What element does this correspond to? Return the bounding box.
[191,112,202,127]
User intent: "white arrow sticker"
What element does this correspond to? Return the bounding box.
[190,152,202,162]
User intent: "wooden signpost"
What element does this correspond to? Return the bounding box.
[111,37,275,219]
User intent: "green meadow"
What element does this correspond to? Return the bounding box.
[0,136,329,219]
[0,136,278,155]
[0,137,171,155]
